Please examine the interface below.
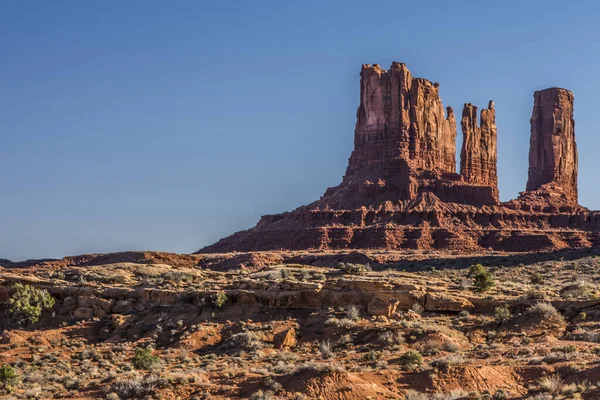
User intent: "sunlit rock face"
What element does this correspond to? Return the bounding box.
[526,88,578,204]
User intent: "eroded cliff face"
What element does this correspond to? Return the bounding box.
[349,63,456,176]
[526,88,578,204]
[200,62,595,254]
[460,101,499,202]
[321,63,495,209]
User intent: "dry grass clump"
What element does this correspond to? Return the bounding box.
[378,330,405,347]
[107,374,166,399]
[537,374,563,394]
[526,302,564,323]
[560,280,595,299]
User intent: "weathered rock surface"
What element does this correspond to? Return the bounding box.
[527,88,577,204]
[273,327,297,349]
[198,62,594,253]
[460,101,498,202]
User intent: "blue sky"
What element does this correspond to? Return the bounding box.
[2,1,600,260]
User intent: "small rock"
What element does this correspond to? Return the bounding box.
[274,328,297,349]
[63,296,76,308]
[112,300,133,314]
[73,307,94,320]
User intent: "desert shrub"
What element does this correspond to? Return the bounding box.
[0,365,17,387]
[468,264,494,293]
[583,331,600,343]
[538,374,563,394]
[560,281,593,299]
[250,390,277,400]
[339,263,371,275]
[63,377,81,390]
[362,350,383,362]
[9,283,55,325]
[378,330,405,347]
[494,304,512,323]
[530,272,545,285]
[109,375,164,399]
[404,389,428,400]
[132,347,159,370]
[225,331,263,352]
[442,341,460,352]
[213,291,227,308]
[560,380,591,396]
[398,350,422,371]
[325,317,355,328]
[346,305,361,321]
[527,302,564,323]
[468,263,486,277]
[432,390,469,400]
[418,338,442,356]
[318,340,333,359]
[162,271,193,284]
[431,354,465,369]
[524,290,546,300]
[314,273,326,281]
[492,390,509,400]
[264,376,282,392]
[410,302,424,315]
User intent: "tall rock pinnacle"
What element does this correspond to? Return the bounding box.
[526,88,578,204]
[459,101,499,202]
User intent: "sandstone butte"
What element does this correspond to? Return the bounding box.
[200,62,596,253]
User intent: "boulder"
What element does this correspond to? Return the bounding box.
[274,328,297,349]
[367,297,399,317]
[73,307,94,320]
[112,300,134,314]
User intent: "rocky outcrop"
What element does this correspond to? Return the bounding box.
[526,88,578,205]
[200,62,597,253]
[349,63,456,176]
[318,62,496,209]
[460,101,499,202]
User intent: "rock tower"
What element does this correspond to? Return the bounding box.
[526,88,577,204]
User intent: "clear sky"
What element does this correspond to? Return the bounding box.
[2,1,600,261]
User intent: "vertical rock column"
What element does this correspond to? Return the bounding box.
[459,101,499,202]
[526,88,578,203]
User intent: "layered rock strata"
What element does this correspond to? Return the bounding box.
[460,101,499,202]
[526,88,578,204]
[200,63,594,253]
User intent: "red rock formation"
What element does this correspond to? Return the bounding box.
[199,63,598,254]
[319,63,495,209]
[460,101,499,202]
[526,88,578,204]
[350,63,456,175]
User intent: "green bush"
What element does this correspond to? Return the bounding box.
[468,264,487,278]
[214,291,228,308]
[398,350,422,371]
[494,304,512,323]
[9,283,55,325]
[0,365,17,387]
[469,264,494,293]
[132,347,159,370]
